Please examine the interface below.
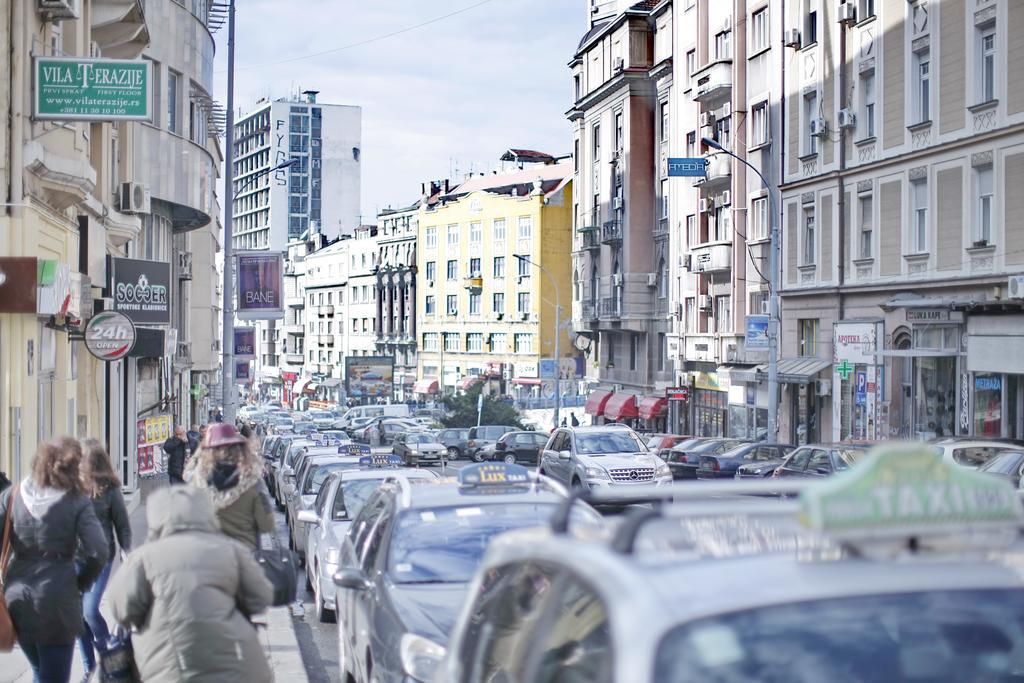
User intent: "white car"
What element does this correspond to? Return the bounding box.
[930,438,1024,469]
[539,426,671,491]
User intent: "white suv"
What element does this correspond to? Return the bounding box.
[539,426,671,491]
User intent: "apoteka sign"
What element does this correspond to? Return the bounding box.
[84,312,136,361]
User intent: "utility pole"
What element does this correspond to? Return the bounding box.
[221,0,237,425]
[516,255,561,429]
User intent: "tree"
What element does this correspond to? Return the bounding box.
[440,384,523,429]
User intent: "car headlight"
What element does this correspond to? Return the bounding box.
[655,462,671,478]
[584,466,609,480]
[400,632,446,682]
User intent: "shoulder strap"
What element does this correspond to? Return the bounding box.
[1,484,19,580]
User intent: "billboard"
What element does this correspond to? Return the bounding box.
[235,360,252,384]
[34,57,151,121]
[236,252,284,321]
[539,357,586,380]
[136,414,172,478]
[234,326,256,360]
[745,315,769,349]
[346,356,394,400]
[109,257,171,325]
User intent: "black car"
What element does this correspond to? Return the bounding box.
[697,443,796,479]
[664,438,747,479]
[484,431,550,465]
[436,428,471,459]
[977,449,1024,488]
[466,425,518,462]
[332,464,598,683]
[771,443,871,479]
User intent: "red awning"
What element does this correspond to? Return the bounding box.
[638,395,668,420]
[604,393,639,421]
[458,375,482,390]
[412,379,439,394]
[512,377,541,385]
[584,390,613,416]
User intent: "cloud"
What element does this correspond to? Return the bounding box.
[213,0,580,219]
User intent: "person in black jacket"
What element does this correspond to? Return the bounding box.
[76,438,132,678]
[163,426,189,484]
[1,437,107,683]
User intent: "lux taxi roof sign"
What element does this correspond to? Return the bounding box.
[799,444,1024,539]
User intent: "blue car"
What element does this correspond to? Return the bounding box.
[697,442,795,479]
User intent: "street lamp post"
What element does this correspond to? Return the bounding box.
[701,137,780,443]
[515,255,562,429]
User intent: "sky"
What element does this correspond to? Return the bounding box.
[212,0,582,222]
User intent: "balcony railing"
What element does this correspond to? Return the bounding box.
[601,220,623,245]
[600,296,622,319]
[318,304,335,316]
[284,353,305,365]
[580,207,601,232]
[653,217,669,238]
[322,335,335,346]
[692,59,733,105]
[581,300,598,321]
[576,229,601,252]
[285,295,305,308]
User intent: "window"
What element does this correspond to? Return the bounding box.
[685,297,696,333]
[444,332,460,352]
[492,292,505,314]
[614,112,624,152]
[517,217,533,240]
[517,256,530,278]
[447,224,459,246]
[711,205,731,242]
[422,333,439,351]
[751,101,769,147]
[859,193,873,258]
[914,51,931,123]
[469,221,482,243]
[517,292,531,315]
[749,290,768,316]
[799,319,818,356]
[574,74,582,101]
[657,333,667,372]
[425,227,437,248]
[861,72,876,138]
[981,28,996,103]
[751,7,769,52]
[658,258,668,299]
[859,0,875,20]
[686,214,698,247]
[911,178,928,253]
[805,5,818,45]
[491,333,506,351]
[803,205,816,265]
[686,49,696,82]
[446,260,458,280]
[425,261,436,281]
[469,258,481,277]
[592,124,601,161]
[493,256,505,278]
[715,30,732,60]
[629,334,638,370]
[469,292,481,315]
[976,166,994,245]
[514,334,533,354]
[425,295,436,315]
[446,295,458,316]
[751,196,768,241]
[467,333,484,352]
[804,92,818,155]
[714,115,731,149]
[714,296,731,333]
[528,576,611,683]
[660,101,669,143]
[167,70,180,133]
[686,131,696,157]
[492,218,506,242]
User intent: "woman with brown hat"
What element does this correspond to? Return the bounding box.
[187,423,274,550]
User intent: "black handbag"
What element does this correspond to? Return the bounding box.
[253,538,297,607]
[99,627,140,683]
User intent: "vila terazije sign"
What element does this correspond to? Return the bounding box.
[34,57,151,121]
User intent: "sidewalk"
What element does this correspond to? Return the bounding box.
[0,476,308,683]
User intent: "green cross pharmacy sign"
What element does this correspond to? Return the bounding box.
[34,57,151,121]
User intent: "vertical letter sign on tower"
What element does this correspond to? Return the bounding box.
[236,253,284,321]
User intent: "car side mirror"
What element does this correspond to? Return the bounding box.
[333,568,372,591]
[297,510,319,525]
[558,450,571,460]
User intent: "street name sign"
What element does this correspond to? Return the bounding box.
[34,57,151,121]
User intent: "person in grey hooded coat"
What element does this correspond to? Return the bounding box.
[108,485,273,683]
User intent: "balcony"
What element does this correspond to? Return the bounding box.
[282,323,304,335]
[318,364,333,375]
[285,295,305,308]
[599,296,622,320]
[580,207,601,232]
[690,242,733,274]
[284,353,305,365]
[575,228,601,253]
[702,153,731,190]
[653,217,669,239]
[317,304,335,316]
[580,300,599,322]
[692,59,732,105]
[601,220,623,245]
[322,335,335,346]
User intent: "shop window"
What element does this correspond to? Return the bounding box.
[974,374,1003,437]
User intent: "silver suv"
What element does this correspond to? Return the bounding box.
[539,426,672,491]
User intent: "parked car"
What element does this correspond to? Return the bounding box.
[466,425,518,462]
[697,443,796,479]
[538,426,672,491]
[332,403,411,430]
[930,438,1024,469]
[664,438,746,479]
[482,431,551,465]
[772,443,872,479]
[360,418,421,445]
[305,409,336,430]
[292,420,317,435]
[436,428,471,459]
[392,431,448,466]
[977,449,1024,488]
[645,434,690,459]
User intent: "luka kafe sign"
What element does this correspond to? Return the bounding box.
[109,257,171,325]
[34,58,151,121]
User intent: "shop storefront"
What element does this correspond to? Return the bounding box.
[691,372,728,437]
[897,308,963,440]
[965,313,1024,440]
[638,395,668,432]
[720,366,766,441]
[584,389,613,425]
[832,321,883,442]
[764,357,830,445]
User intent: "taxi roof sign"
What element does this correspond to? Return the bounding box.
[341,444,372,456]
[459,462,530,487]
[358,454,404,468]
[799,444,1024,540]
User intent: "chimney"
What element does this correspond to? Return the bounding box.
[302,90,319,103]
[443,179,451,194]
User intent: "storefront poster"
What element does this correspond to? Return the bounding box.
[236,252,284,321]
[745,315,769,350]
[832,321,882,442]
[109,257,171,325]
[136,414,171,478]
[346,356,394,399]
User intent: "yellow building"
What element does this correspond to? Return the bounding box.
[415,155,574,403]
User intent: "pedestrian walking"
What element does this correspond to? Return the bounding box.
[187,423,274,550]
[76,439,132,679]
[570,413,580,427]
[186,425,201,455]
[0,438,107,683]
[162,426,189,485]
[108,486,273,683]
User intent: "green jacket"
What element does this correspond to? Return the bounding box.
[190,465,275,551]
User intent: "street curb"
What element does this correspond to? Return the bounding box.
[263,606,309,682]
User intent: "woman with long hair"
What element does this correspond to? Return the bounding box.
[1,437,107,683]
[76,439,132,678]
[188,423,274,550]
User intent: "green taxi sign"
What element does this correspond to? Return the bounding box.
[799,444,1023,538]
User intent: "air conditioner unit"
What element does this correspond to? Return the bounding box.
[810,117,828,138]
[760,300,770,315]
[721,190,732,206]
[614,56,625,71]
[119,182,151,214]
[838,3,857,25]
[177,252,193,280]
[612,273,623,286]
[817,379,832,397]
[838,108,856,129]
[720,102,732,119]
[520,312,530,321]
[699,112,716,129]
[784,28,802,48]
[682,254,692,271]
[470,271,481,278]
[284,262,295,275]
[427,279,434,287]
[699,197,715,213]
[38,0,79,20]
[646,273,658,287]
[612,196,624,211]
[699,294,713,310]
[1009,274,1024,299]
[726,344,738,362]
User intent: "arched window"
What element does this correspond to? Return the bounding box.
[573,268,580,301]
[590,265,599,304]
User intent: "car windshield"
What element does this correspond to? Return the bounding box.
[308,411,331,419]
[407,433,432,444]
[702,439,744,454]
[834,447,866,470]
[655,590,1024,682]
[646,436,667,449]
[388,503,560,584]
[979,451,1024,474]
[575,431,646,455]
[304,462,361,494]
[476,426,508,439]
[332,478,385,520]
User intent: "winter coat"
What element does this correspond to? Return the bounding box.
[163,437,188,481]
[190,462,274,551]
[109,486,273,683]
[80,484,132,563]
[0,479,107,644]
